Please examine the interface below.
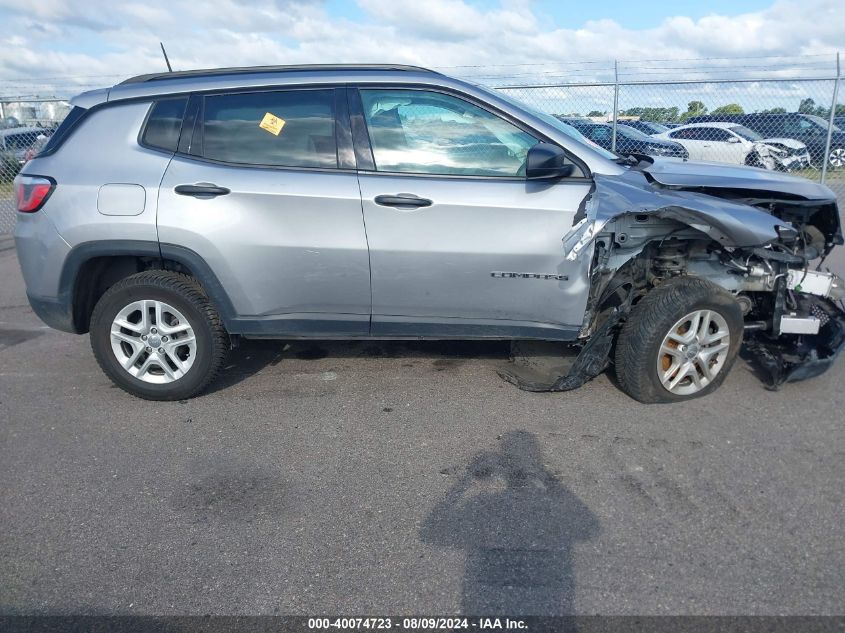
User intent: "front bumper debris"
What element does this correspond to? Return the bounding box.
[742,297,845,389]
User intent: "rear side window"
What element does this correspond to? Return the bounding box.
[670,128,709,140]
[142,98,188,152]
[199,89,337,168]
[699,128,733,142]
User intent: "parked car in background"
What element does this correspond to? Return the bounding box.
[617,120,670,136]
[686,113,844,169]
[654,122,810,170]
[557,118,688,158]
[1,127,54,165]
[22,134,51,163]
[834,116,845,132]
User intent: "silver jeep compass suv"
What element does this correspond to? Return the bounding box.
[14,64,845,402]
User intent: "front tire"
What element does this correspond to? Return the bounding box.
[90,271,229,401]
[614,276,743,403]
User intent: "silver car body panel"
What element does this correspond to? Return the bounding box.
[16,101,172,298]
[358,174,592,336]
[158,156,371,332]
[641,156,836,199]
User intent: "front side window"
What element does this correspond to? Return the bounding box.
[360,89,537,177]
[729,125,762,142]
[201,89,337,168]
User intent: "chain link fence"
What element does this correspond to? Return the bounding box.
[1,98,69,234]
[1,56,843,235]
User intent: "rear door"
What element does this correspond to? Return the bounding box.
[351,86,592,339]
[699,127,746,164]
[157,87,371,336]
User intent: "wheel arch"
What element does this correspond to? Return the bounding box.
[60,240,237,334]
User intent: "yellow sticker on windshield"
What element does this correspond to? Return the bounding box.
[259,112,286,136]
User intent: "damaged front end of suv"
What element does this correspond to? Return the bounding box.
[504,157,844,398]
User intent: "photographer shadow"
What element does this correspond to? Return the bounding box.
[420,431,599,616]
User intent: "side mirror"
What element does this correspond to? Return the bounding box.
[525,143,576,180]
[726,136,741,143]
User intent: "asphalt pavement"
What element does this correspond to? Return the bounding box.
[1,238,843,616]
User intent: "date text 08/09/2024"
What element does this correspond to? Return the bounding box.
[307,617,528,630]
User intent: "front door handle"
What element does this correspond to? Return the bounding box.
[174,183,231,197]
[374,193,432,209]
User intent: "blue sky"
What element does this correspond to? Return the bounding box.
[323,0,776,29]
[0,0,841,114]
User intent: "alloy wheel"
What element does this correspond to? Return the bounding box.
[110,299,197,384]
[656,309,731,396]
[828,148,845,169]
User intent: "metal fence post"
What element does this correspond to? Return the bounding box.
[611,60,619,152]
[821,52,841,184]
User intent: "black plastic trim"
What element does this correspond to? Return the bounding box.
[347,87,376,171]
[121,64,438,85]
[335,87,356,170]
[231,315,370,338]
[371,315,580,341]
[26,293,76,333]
[157,243,238,323]
[178,94,201,155]
[33,106,89,159]
[54,240,239,333]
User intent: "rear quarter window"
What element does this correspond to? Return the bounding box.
[38,106,87,157]
[141,98,188,152]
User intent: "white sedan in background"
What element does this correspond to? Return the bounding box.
[653,122,811,171]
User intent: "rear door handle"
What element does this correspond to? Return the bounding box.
[174,183,231,197]
[374,193,432,208]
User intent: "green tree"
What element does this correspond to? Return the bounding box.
[760,107,786,114]
[798,98,817,114]
[711,103,744,115]
[621,106,680,122]
[678,101,707,121]
[586,110,606,117]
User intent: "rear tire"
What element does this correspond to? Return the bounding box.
[614,276,743,403]
[90,271,229,401]
[827,147,845,170]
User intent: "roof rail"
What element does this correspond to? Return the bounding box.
[121,64,437,85]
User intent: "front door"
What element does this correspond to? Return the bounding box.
[157,87,371,336]
[352,87,592,339]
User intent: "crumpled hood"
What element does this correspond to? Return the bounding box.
[640,157,836,200]
[759,137,807,150]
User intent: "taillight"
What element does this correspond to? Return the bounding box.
[15,175,55,213]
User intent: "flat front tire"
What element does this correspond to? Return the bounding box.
[614,276,744,403]
[90,271,229,401]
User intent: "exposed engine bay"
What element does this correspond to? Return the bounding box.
[501,161,845,393]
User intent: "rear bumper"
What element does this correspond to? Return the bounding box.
[26,292,77,333]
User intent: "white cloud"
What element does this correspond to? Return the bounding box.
[0,0,841,97]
